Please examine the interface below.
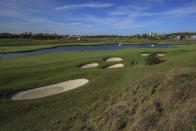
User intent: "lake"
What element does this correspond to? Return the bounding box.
[0,44,173,58]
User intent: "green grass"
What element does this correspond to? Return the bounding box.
[0,44,196,130]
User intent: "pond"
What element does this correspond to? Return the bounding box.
[0,44,173,58]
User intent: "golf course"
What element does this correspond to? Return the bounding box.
[0,39,195,130]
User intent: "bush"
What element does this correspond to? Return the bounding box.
[145,54,161,65]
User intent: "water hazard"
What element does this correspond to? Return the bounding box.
[0,44,173,58]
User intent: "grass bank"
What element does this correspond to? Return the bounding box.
[0,44,196,130]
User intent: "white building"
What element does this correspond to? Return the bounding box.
[176,36,181,39]
[191,35,196,39]
[148,32,156,37]
[69,35,81,41]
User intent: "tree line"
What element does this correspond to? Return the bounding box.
[131,32,196,40]
[0,32,69,39]
[0,32,196,39]
[168,32,196,36]
[0,33,130,39]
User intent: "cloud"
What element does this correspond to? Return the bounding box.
[72,15,157,30]
[109,3,196,18]
[0,0,56,18]
[0,10,22,17]
[108,5,150,17]
[146,0,164,4]
[55,3,114,10]
[0,0,196,35]
[164,5,196,16]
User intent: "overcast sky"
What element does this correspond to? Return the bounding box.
[0,0,196,35]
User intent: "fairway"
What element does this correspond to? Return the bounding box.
[0,44,195,130]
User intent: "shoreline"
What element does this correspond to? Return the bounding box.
[0,43,187,54]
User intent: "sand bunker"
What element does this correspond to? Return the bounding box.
[141,53,165,56]
[141,54,149,56]
[107,64,124,69]
[81,63,99,68]
[156,54,165,56]
[106,57,123,62]
[10,79,89,100]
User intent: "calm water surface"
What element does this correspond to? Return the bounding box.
[0,44,173,58]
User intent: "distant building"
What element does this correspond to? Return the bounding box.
[176,35,181,39]
[77,37,81,41]
[176,35,184,40]
[187,36,192,39]
[148,32,156,37]
[176,35,196,40]
[68,35,81,41]
[184,36,189,39]
[191,35,196,39]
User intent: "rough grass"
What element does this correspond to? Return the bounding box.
[84,68,196,131]
[0,44,196,130]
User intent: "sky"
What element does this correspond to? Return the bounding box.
[0,0,196,35]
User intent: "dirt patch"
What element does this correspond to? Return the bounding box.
[106,57,123,62]
[80,63,99,68]
[107,64,124,69]
[10,79,89,100]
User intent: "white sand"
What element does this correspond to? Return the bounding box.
[141,54,149,56]
[107,64,124,69]
[141,54,165,56]
[156,54,165,56]
[10,79,89,100]
[106,57,123,62]
[81,63,99,68]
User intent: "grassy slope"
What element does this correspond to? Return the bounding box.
[0,45,196,130]
[0,38,196,53]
